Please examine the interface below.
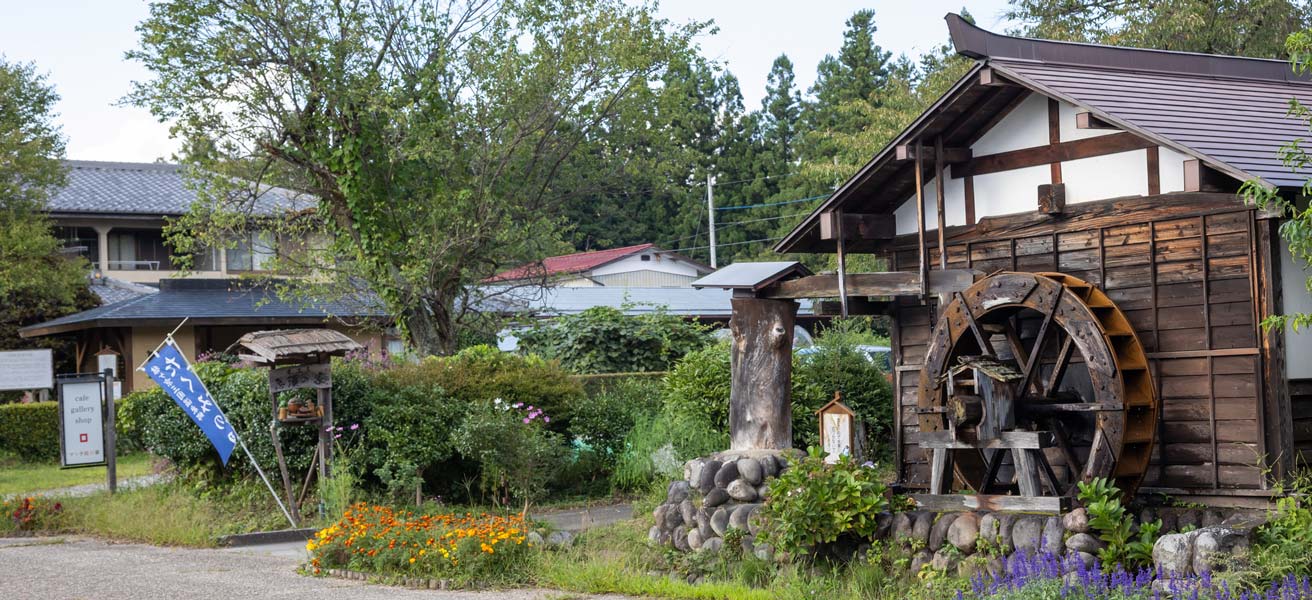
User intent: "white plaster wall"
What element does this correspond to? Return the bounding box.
[1062,149,1149,204]
[1159,146,1193,194]
[971,93,1049,155]
[1058,101,1117,142]
[590,253,704,278]
[892,166,967,235]
[973,164,1052,218]
[1281,235,1312,379]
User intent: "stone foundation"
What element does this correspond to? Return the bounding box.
[649,450,796,557]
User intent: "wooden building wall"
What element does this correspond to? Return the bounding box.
[888,193,1285,499]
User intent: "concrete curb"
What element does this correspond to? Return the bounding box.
[217,527,318,547]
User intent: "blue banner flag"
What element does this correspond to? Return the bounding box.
[143,339,237,465]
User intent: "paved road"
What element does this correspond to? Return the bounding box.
[533,503,632,533]
[0,536,625,600]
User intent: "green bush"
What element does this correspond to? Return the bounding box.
[611,410,725,491]
[661,320,894,453]
[517,305,712,373]
[453,399,569,505]
[569,375,664,465]
[762,447,891,557]
[0,400,135,461]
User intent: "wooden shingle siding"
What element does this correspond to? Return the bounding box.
[888,196,1269,493]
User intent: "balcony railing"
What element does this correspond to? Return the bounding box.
[107,260,163,271]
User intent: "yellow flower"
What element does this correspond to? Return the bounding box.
[409,557,416,564]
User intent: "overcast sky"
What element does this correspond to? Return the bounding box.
[0,0,1014,163]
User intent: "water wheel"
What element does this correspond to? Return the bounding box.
[916,272,1157,499]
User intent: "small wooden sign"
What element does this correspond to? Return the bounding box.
[268,363,332,394]
[817,393,856,464]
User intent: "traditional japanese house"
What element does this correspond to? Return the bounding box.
[703,15,1312,509]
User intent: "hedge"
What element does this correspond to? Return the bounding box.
[0,400,134,462]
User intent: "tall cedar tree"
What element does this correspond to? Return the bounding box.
[0,59,97,370]
[127,0,704,355]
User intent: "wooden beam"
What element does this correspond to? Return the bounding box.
[916,430,1055,450]
[896,144,972,164]
[978,67,1015,87]
[1075,111,1118,130]
[812,298,892,316]
[1147,146,1161,195]
[953,132,1156,179]
[1184,159,1238,192]
[819,212,896,241]
[915,139,928,296]
[758,269,980,300]
[1048,97,1062,184]
[935,137,948,270]
[1256,216,1294,482]
[911,493,1069,514]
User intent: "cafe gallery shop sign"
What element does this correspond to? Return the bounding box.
[59,374,107,467]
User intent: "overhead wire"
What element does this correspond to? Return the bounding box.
[714,192,830,211]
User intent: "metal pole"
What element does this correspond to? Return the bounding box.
[102,369,116,494]
[707,173,718,269]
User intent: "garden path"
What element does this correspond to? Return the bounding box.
[533,502,633,532]
[0,536,632,599]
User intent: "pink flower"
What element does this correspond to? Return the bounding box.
[527,406,534,411]
[349,423,360,431]
[324,426,334,433]
[512,402,523,408]
[544,416,550,423]
[522,418,530,424]
[334,434,342,439]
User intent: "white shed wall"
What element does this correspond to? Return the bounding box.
[1281,235,1312,379]
[1062,149,1149,204]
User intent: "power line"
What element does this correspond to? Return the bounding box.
[719,212,811,227]
[715,193,829,212]
[671,235,785,254]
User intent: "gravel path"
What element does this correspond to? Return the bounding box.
[533,503,633,532]
[0,536,627,600]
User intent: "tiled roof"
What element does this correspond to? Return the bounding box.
[480,285,814,318]
[47,160,310,216]
[20,279,387,337]
[991,58,1312,187]
[487,243,661,282]
[88,278,158,305]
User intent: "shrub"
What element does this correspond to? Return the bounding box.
[569,375,664,465]
[762,447,891,557]
[1251,470,1312,580]
[453,399,569,505]
[517,305,712,374]
[307,503,533,585]
[661,331,893,452]
[610,410,725,491]
[1076,477,1160,570]
[0,400,135,461]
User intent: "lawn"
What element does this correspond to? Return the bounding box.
[0,453,156,496]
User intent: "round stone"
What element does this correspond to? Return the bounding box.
[909,549,932,573]
[759,455,779,478]
[727,479,758,502]
[546,531,574,548]
[929,513,960,552]
[892,513,914,545]
[1062,508,1090,534]
[702,536,724,553]
[703,487,730,508]
[1152,532,1193,575]
[667,480,690,504]
[757,484,770,500]
[730,503,759,531]
[672,528,689,551]
[1065,532,1105,555]
[948,513,980,553]
[679,499,695,527]
[684,458,705,486]
[1011,517,1044,555]
[737,457,764,485]
[979,513,1001,544]
[1042,516,1064,556]
[996,514,1020,551]
[697,460,721,493]
[687,527,704,550]
[647,526,660,544]
[710,507,730,536]
[911,511,933,544]
[714,461,740,488]
[754,543,774,562]
[663,504,683,530]
[696,511,713,540]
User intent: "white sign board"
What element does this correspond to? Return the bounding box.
[97,353,118,380]
[822,412,853,464]
[0,349,54,391]
[59,379,106,467]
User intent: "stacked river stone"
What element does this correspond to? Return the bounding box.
[649,450,793,556]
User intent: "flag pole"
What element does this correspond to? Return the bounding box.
[234,430,297,528]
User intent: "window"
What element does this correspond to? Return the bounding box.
[53,227,98,263]
[226,231,276,272]
[640,254,651,261]
[107,229,171,270]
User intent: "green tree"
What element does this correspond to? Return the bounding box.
[1006,0,1312,58]
[127,0,704,356]
[0,58,95,367]
[805,10,893,136]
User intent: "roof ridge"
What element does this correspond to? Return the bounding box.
[946,13,1312,85]
[64,159,182,171]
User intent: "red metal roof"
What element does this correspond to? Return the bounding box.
[486,243,657,282]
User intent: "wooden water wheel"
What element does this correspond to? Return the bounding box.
[915,272,1157,508]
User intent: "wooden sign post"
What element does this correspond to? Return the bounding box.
[817,393,856,464]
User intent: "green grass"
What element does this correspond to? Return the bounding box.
[0,453,156,496]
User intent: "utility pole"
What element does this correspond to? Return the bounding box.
[706,173,718,269]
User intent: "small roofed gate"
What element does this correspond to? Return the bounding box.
[890,198,1278,504]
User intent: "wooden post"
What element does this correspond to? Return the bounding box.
[836,210,849,318]
[729,297,798,451]
[269,418,301,524]
[915,139,928,296]
[935,136,947,270]
[102,369,116,495]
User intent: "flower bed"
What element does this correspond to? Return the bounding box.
[306,503,533,586]
[1,496,62,535]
